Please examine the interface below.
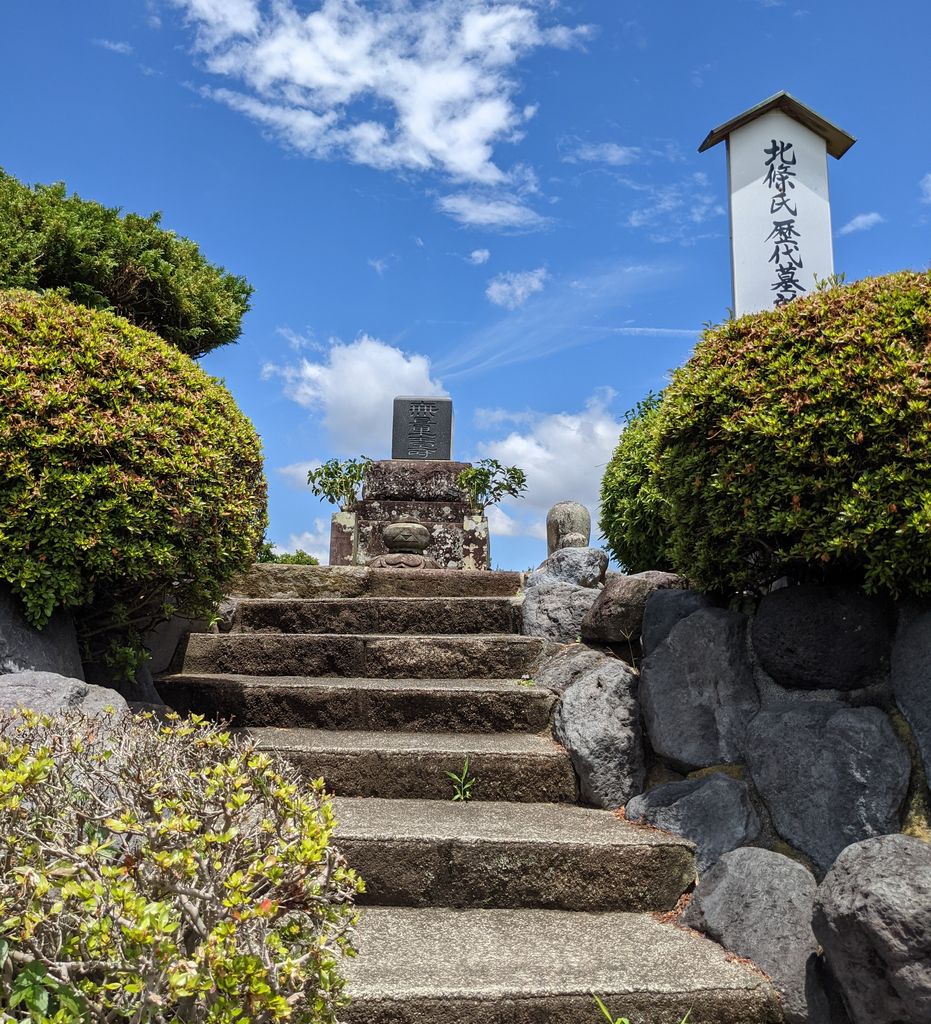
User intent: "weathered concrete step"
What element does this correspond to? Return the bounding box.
[250,728,577,802]
[158,674,555,733]
[342,907,782,1024]
[333,797,695,912]
[182,633,544,679]
[233,597,522,636]
[231,564,525,600]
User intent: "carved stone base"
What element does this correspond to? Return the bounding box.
[367,553,441,570]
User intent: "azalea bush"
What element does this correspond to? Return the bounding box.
[0,289,267,669]
[601,270,931,597]
[0,168,252,358]
[0,710,362,1023]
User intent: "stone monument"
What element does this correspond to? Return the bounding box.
[328,397,490,570]
[546,501,591,556]
[391,396,453,460]
[699,91,855,316]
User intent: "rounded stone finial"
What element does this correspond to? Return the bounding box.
[368,519,440,569]
[383,520,431,554]
[546,501,591,556]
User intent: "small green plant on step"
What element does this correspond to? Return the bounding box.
[447,759,476,801]
[456,459,527,513]
[517,675,535,687]
[307,456,373,510]
[593,995,692,1024]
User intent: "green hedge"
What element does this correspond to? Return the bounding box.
[601,271,931,597]
[0,289,266,658]
[599,394,674,574]
[0,168,252,357]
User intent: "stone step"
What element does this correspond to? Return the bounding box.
[342,907,782,1024]
[182,633,544,679]
[158,674,555,733]
[333,797,695,912]
[250,728,577,802]
[230,564,525,600]
[233,597,522,636]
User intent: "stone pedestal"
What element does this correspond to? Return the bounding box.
[327,460,490,570]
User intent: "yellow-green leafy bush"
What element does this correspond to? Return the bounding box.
[601,271,931,596]
[0,710,362,1023]
[0,289,266,661]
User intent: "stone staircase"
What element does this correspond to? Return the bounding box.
[159,565,782,1024]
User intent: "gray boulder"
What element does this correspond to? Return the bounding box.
[813,834,931,1024]
[521,580,599,644]
[751,586,891,691]
[546,501,592,555]
[0,671,130,719]
[535,644,614,696]
[521,552,602,644]
[745,703,910,875]
[682,847,828,1024]
[529,547,607,589]
[639,608,760,771]
[0,583,83,679]
[641,589,715,657]
[580,570,683,643]
[625,773,760,872]
[891,608,931,784]
[553,651,643,808]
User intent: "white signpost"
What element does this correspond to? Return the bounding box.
[699,92,856,317]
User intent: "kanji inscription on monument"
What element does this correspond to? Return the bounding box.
[391,396,453,460]
[699,92,855,317]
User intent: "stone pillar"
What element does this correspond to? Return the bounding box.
[328,510,358,567]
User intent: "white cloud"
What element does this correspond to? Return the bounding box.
[172,0,586,189]
[485,267,548,309]
[434,260,672,379]
[469,248,491,265]
[276,460,321,489]
[564,141,640,166]
[474,389,623,540]
[836,211,885,236]
[173,0,261,44]
[94,39,134,55]
[276,326,320,352]
[264,335,446,454]
[368,255,396,275]
[621,171,725,243]
[276,518,331,562]
[437,191,546,230]
[920,173,931,204]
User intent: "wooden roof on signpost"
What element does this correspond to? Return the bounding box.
[698,91,857,159]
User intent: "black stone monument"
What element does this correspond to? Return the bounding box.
[391,396,453,461]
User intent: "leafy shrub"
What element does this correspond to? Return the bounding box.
[0,289,267,661]
[456,459,527,512]
[0,709,362,1024]
[256,540,320,565]
[0,168,252,357]
[306,458,372,511]
[602,271,931,597]
[599,394,674,573]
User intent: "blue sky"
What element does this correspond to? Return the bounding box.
[2,0,930,569]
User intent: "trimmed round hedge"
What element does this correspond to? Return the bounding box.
[0,168,253,358]
[599,394,674,574]
[601,270,931,597]
[0,289,266,640]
